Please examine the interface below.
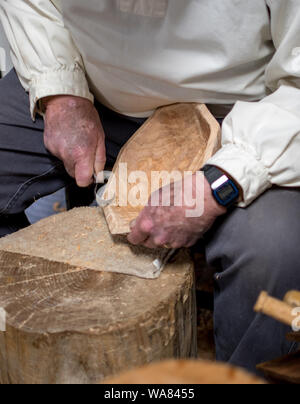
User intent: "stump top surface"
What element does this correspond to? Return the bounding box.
[0,208,174,279]
[0,209,193,335]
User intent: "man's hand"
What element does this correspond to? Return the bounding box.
[128,174,227,249]
[43,95,106,187]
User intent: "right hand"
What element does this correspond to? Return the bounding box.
[43,95,106,187]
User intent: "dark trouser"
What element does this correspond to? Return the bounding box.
[1,69,299,375]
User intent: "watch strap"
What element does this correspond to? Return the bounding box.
[202,165,227,186]
[202,165,240,207]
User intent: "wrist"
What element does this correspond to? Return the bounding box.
[204,178,227,217]
[191,173,227,218]
[202,165,240,209]
[42,95,93,111]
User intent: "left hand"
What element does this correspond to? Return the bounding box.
[43,95,106,188]
[128,174,227,249]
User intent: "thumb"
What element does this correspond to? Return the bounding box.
[75,155,94,188]
[94,137,107,175]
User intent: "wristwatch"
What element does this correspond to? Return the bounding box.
[202,165,240,208]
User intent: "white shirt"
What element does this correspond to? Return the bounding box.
[1,0,300,206]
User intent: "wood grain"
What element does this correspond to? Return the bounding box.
[103,103,221,234]
[104,360,265,384]
[0,208,177,279]
[0,249,197,384]
[254,291,295,327]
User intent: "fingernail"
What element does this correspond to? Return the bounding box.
[77,178,92,188]
[77,182,87,188]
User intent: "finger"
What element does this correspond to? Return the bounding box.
[170,241,186,249]
[164,234,187,249]
[75,155,94,187]
[141,231,171,249]
[127,216,154,245]
[153,233,169,248]
[63,161,75,179]
[142,237,158,249]
[94,137,107,175]
[170,234,198,249]
[185,236,201,248]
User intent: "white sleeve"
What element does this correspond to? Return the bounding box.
[0,0,93,119]
[207,0,300,207]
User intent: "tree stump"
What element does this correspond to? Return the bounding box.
[0,209,196,384]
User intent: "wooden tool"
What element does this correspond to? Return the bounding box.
[284,291,300,308]
[255,290,300,384]
[257,352,300,384]
[286,332,300,343]
[0,209,197,384]
[254,291,296,327]
[104,360,265,384]
[102,103,221,235]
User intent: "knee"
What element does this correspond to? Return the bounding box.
[207,188,300,297]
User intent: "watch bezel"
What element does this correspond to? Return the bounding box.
[213,179,240,207]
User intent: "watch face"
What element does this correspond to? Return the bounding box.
[214,181,239,207]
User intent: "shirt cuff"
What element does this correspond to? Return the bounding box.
[29,66,94,120]
[206,144,272,207]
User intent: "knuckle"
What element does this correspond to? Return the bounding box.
[59,148,72,163]
[153,235,167,247]
[72,145,89,159]
[171,241,183,249]
[140,218,153,234]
